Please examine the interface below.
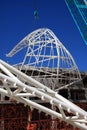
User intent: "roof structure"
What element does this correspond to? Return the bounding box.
[0,28,87,129]
[7,28,81,90]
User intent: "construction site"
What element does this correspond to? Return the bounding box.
[0,0,87,130]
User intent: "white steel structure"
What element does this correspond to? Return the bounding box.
[7,28,81,90]
[0,59,87,130]
[0,28,86,129]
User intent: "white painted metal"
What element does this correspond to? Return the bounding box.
[7,28,81,90]
[0,60,87,130]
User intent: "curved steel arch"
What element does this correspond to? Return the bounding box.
[7,28,81,90]
[7,28,48,57]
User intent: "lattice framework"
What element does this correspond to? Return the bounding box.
[0,60,87,130]
[7,28,81,90]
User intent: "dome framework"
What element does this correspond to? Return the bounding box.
[7,28,81,90]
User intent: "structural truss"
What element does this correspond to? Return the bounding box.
[0,59,87,130]
[65,0,87,45]
[7,28,81,90]
[1,28,86,129]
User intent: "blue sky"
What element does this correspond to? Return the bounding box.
[0,0,87,71]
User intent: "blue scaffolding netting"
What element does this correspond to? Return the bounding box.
[65,0,87,45]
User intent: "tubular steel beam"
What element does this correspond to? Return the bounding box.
[0,60,87,130]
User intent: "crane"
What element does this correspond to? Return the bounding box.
[34,0,38,18]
